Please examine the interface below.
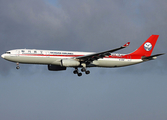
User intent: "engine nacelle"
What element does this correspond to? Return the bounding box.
[48,64,66,71]
[61,59,80,67]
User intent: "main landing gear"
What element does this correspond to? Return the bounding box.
[81,67,90,74]
[81,63,90,75]
[16,62,20,69]
[73,64,90,77]
[73,68,82,77]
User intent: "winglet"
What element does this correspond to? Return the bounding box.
[123,42,130,47]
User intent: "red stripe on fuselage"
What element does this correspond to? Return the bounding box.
[19,54,142,59]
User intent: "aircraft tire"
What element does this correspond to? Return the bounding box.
[81,68,86,72]
[16,66,20,69]
[78,73,82,77]
[85,70,90,74]
[73,70,78,74]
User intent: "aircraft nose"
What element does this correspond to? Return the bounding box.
[1,54,5,58]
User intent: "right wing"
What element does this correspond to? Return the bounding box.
[75,42,130,63]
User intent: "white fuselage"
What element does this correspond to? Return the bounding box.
[1,49,143,68]
[1,35,161,76]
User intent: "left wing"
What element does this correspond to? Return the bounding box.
[75,42,130,63]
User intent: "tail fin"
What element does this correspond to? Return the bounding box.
[129,35,159,57]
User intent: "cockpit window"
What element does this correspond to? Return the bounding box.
[5,52,11,54]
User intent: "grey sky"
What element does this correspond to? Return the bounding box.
[0,0,167,120]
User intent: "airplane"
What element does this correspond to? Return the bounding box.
[1,35,164,76]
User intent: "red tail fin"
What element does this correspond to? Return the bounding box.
[129,35,159,57]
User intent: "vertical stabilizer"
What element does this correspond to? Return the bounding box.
[129,35,159,57]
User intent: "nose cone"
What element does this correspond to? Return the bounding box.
[1,54,5,58]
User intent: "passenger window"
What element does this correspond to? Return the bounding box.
[34,51,37,54]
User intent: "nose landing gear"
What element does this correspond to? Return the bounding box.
[16,62,20,69]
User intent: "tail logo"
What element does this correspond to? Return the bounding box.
[144,42,152,51]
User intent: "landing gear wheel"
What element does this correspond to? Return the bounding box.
[85,70,90,74]
[73,67,78,74]
[73,70,78,74]
[78,73,82,77]
[16,66,20,69]
[81,68,86,72]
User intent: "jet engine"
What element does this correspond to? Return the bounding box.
[61,59,80,67]
[48,64,66,71]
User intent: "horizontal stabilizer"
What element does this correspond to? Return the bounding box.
[142,53,165,60]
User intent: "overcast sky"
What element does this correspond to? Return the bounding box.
[0,0,167,120]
